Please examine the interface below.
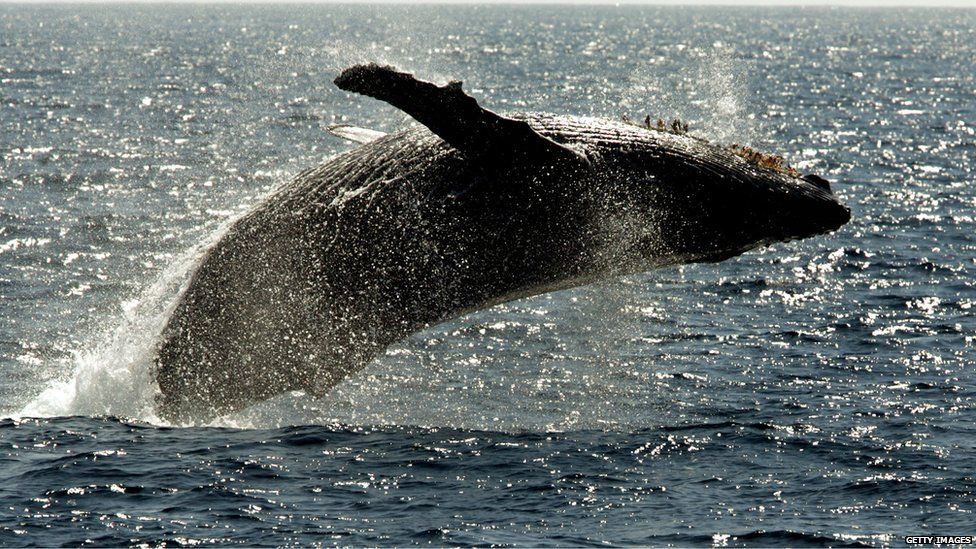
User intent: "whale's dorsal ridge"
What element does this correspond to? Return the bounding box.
[334,63,586,165]
[328,124,387,145]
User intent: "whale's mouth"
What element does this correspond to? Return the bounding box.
[794,172,852,235]
[825,202,853,232]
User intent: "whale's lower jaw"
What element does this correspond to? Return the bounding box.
[152,65,851,424]
[153,222,843,425]
[152,250,731,423]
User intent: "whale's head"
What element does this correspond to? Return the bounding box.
[512,116,851,281]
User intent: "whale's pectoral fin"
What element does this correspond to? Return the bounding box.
[328,124,388,145]
[334,63,587,166]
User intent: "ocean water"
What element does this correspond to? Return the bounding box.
[1,4,975,546]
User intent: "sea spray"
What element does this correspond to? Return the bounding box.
[621,42,756,146]
[19,224,234,424]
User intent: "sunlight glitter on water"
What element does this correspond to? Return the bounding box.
[1,4,975,546]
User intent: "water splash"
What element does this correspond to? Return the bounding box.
[621,43,756,145]
[693,44,755,145]
[18,225,232,424]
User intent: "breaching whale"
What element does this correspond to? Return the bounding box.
[154,64,851,423]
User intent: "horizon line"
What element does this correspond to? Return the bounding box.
[1,0,975,6]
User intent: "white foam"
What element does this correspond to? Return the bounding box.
[18,224,234,425]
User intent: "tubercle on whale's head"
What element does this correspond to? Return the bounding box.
[801,173,833,193]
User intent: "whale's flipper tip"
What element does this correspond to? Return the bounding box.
[328,124,387,145]
[334,63,587,166]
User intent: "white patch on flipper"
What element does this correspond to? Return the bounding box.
[328,124,387,144]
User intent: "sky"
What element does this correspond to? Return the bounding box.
[3,0,975,5]
[312,0,976,4]
[317,0,976,5]
[3,0,976,4]
[333,0,976,3]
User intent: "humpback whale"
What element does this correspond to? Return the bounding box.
[154,64,851,423]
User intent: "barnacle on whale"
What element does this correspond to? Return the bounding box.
[725,143,800,178]
[623,114,689,135]
[624,114,800,177]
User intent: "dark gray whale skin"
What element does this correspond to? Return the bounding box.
[154,64,851,423]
